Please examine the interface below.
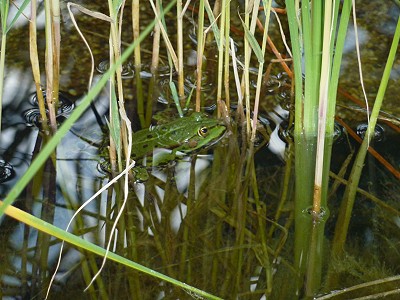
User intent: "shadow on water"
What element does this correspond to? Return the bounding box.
[0,0,399,299]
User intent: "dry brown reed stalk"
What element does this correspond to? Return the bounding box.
[149,0,178,70]
[223,0,230,110]
[146,0,161,125]
[29,0,49,133]
[216,0,226,107]
[195,0,205,112]
[177,0,185,105]
[107,0,132,174]
[132,0,145,126]
[250,0,271,141]
[44,0,60,134]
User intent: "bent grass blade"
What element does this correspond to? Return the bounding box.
[0,200,222,300]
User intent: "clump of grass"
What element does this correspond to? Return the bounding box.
[285,0,353,294]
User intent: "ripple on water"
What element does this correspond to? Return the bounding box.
[356,123,385,142]
[0,160,14,183]
[23,91,74,128]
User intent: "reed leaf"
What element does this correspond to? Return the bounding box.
[5,0,30,33]
[239,16,264,64]
[204,0,221,50]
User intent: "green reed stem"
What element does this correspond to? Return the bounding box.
[286,0,352,295]
[287,2,318,292]
[312,0,334,215]
[331,14,400,260]
[285,1,302,136]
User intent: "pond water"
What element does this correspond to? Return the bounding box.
[0,1,399,299]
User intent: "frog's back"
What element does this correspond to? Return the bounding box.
[131,113,222,159]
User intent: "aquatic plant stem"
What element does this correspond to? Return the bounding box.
[216,0,226,107]
[177,0,185,103]
[223,1,230,110]
[44,0,59,134]
[29,0,49,132]
[0,0,10,135]
[286,0,353,295]
[286,1,316,294]
[285,0,302,136]
[241,0,249,133]
[312,0,334,215]
[250,0,271,141]
[331,14,400,260]
[0,32,5,133]
[51,0,61,109]
[146,0,161,125]
[195,0,205,112]
[109,0,131,173]
[251,154,272,294]
[132,0,145,126]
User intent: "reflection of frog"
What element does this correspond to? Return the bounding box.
[130,112,226,181]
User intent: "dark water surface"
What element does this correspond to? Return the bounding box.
[0,1,399,299]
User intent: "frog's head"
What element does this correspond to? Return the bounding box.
[172,112,226,152]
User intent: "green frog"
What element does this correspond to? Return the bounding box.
[130,112,226,181]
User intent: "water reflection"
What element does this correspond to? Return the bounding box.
[356,123,386,142]
[0,160,14,183]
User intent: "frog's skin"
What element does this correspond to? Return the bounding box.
[131,112,226,180]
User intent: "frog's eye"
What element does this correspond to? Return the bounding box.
[198,126,209,137]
